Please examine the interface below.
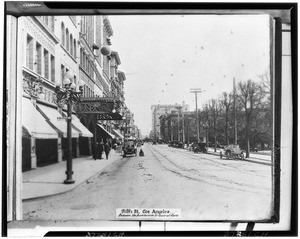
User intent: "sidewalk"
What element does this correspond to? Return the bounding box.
[206,147,272,165]
[22,151,122,201]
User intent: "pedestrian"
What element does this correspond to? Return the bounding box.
[96,139,104,160]
[139,146,144,157]
[104,141,111,159]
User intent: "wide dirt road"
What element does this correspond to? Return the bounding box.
[23,143,273,221]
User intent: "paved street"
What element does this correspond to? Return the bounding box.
[23,143,272,221]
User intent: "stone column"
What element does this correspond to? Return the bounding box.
[88,137,92,155]
[57,137,62,162]
[76,138,80,157]
[30,137,37,169]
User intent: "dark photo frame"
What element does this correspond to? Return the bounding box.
[3,1,297,237]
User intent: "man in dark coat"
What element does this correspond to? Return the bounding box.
[104,141,111,159]
[96,139,104,160]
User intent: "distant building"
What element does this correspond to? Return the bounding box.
[151,102,189,140]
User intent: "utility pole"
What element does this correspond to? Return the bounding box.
[175,103,182,142]
[182,101,185,144]
[233,78,237,144]
[190,88,202,142]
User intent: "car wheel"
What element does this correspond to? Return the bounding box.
[123,154,126,158]
[226,152,230,160]
[240,153,244,160]
[220,152,223,159]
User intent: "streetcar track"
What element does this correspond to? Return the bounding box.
[161,146,270,178]
[148,145,270,195]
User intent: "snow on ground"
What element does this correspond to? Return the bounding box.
[23,143,273,222]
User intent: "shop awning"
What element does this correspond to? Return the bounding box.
[112,129,124,139]
[22,97,58,139]
[97,124,115,139]
[37,104,80,138]
[71,114,93,138]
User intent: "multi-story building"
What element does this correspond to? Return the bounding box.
[10,14,130,174]
[151,103,189,141]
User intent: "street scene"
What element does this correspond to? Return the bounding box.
[23,143,272,221]
[6,10,279,225]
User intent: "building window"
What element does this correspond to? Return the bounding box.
[70,34,73,56]
[26,34,34,70]
[36,42,42,75]
[80,48,82,65]
[66,28,69,51]
[50,16,55,32]
[73,39,77,58]
[61,22,65,47]
[44,49,49,79]
[61,64,65,84]
[51,55,55,82]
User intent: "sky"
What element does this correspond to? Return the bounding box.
[109,15,271,136]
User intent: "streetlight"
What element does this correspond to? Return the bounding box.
[55,74,85,184]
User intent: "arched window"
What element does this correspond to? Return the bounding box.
[70,34,73,56]
[80,48,82,65]
[61,23,65,46]
[73,39,77,58]
[66,28,69,51]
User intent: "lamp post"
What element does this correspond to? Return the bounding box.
[55,74,85,184]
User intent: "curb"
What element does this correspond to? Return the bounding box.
[184,148,271,166]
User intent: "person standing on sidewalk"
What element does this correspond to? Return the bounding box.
[104,140,111,159]
[96,139,104,160]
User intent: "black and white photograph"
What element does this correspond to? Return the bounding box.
[4,1,296,237]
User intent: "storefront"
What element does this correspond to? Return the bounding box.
[21,97,59,171]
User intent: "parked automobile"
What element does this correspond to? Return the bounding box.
[193,142,208,153]
[220,144,244,160]
[122,139,137,158]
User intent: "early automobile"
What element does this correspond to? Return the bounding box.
[193,142,208,153]
[122,139,137,158]
[220,144,244,160]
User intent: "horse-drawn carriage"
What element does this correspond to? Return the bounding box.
[220,144,244,160]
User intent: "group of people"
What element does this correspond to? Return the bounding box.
[95,138,145,160]
[95,139,112,160]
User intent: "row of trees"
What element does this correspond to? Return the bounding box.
[199,73,272,157]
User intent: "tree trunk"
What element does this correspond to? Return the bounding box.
[245,111,250,158]
[225,109,229,145]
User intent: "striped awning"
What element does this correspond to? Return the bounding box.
[37,104,80,138]
[97,124,115,139]
[112,129,124,139]
[71,114,93,137]
[22,97,58,139]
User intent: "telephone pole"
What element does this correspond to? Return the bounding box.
[190,88,203,142]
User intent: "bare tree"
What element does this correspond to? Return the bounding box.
[237,80,262,158]
[219,92,233,145]
[209,99,221,152]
